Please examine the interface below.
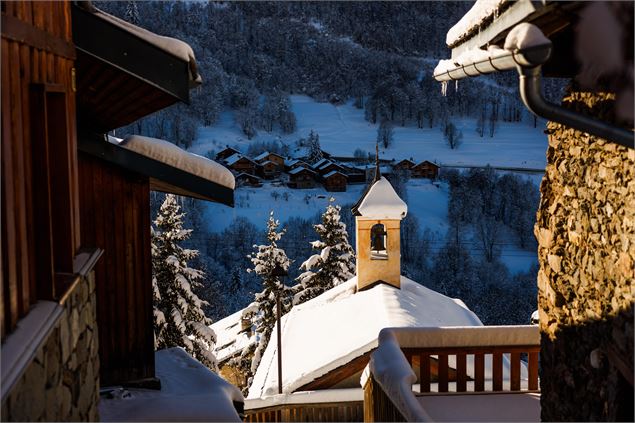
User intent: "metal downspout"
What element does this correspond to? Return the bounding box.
[517,65,634,149]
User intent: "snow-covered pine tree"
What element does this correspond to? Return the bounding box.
[152,194,217,370]
[240,211,291,393]
[306,130,323,164]
[294,198,355,305]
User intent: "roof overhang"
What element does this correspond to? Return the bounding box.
[72,4,194,132]
[79,133,234,206]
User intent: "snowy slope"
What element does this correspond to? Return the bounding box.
[247,275,483,399]
[190,95,548,169]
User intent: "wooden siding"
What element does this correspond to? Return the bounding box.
[1,2,80,339]
[245,401,363,422]
[324,173,347,192]
[78,152,154,386]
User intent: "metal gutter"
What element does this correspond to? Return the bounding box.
[433,34,634,149]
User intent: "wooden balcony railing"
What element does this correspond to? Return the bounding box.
[362,326,541,422]
[244,389,363,422]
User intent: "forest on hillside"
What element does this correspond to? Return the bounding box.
[98,1,563,149]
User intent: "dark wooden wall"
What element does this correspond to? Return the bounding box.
[1,2,80,339]
[78,152,154,386]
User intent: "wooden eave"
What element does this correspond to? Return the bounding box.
[79,133,234,206]
[72,4,191,132]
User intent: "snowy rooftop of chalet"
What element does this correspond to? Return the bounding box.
[312,158,331,169]
[99,348,243,422]
[210,309,257,364]
[225,153,254,167]
[254,151,284,161]
[247,276,482,399]
[356,176,407,219]
[93,8,202,84]
[323,170,346,178]
[108,135,235,189]
[289,166,316,176]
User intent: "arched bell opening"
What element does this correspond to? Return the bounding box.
[370,223,388,260]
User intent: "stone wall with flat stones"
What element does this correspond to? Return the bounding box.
[535,89,634,421]
[1,272,100,421]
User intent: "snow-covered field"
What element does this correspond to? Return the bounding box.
[194,95,542,274]
[191,95,549,169]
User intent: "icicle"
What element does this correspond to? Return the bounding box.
[441,81,448,97]
[455,80,459,92]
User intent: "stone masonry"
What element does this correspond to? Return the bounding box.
[1,272,100,421]
[535,89,634,421]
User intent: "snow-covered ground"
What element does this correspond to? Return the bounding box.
[191,95,549,169]
[203,177,538,274]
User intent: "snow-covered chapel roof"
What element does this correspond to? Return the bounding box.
[247,276,482,399]
[353,177,407,219]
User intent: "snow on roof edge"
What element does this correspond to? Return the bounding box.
[121,135,235,190]
[446,0,509,47]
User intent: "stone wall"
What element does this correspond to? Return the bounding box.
[535,89,634,421]
[1,273,100,421]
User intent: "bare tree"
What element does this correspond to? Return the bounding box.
[444,121,463,149]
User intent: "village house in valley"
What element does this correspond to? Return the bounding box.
[410,160,440,180]
[1,2,243,421]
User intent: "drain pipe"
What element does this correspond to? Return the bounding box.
[518,65,634,149]
[433,25,634,149]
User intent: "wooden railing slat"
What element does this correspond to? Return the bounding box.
[511,352,521,391]
[438,354,449,392]
[456,352,467,392]
[529,351,539,391]
[493,352,503,391]
[420,352,430,393]
[475,353,485,391]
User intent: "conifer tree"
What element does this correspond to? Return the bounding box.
[294,199,355,305]
[239,212,291,394]
[152,194,217,370]
[306,130,323,164]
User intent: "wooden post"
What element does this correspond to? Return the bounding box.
[277,292,282,395]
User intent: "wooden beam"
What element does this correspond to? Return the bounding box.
[1,13,75,59]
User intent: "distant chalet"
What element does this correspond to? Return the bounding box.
[217,149,441,191]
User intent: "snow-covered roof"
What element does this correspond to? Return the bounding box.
[112,135,235,189]
[312,158,330,169]
[211,309,257,364]
[254,151,284,162]
[289,166,316,176]
[99,347,243,421]
[446,0,508,47]
[92,8,201,84]
[356,176,407,219]
[247,276,482,399]
[225,153,254,167]
[259,160,276,167]
[323,170,346,179]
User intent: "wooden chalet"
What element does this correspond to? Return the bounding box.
[411,160,439,179]
[1,2,238,421]
[323,171,348,192]
[393,158,415,171]
[257,160,279,179]
[236,173,263,188]
[285,158,310,172]
[216,146,242,162]
[225,153,257,175]
[317,161,346,176]
[254,151,285,170]
[288,167,319,189]
[340,164,367,184]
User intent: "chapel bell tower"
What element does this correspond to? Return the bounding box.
[351,151,407,291]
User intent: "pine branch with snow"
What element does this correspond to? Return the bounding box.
[152,194,218,370]
[293,198,356,305]
[237,211,291,395]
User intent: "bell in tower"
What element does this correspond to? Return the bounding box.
[370,223,387,258]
